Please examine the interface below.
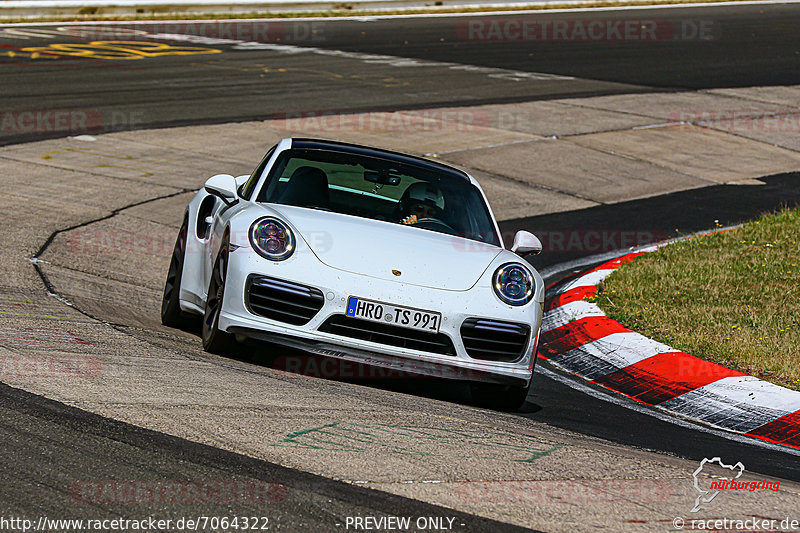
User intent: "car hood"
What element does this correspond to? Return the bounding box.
[271,205,502,291]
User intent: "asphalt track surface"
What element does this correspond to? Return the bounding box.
[2,3,800,528]
[0,382,533,532]
[2,2,800,145]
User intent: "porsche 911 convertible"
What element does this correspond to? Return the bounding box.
[161,138,544,409]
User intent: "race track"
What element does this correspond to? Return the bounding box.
[3,2,800,145]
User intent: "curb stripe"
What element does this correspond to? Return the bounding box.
[541,300,605,332]
[587,252,644,274]
[539,316,629,358]
[545,269,585,291]
[557,332,674,380]
[659,376,800,433]
[545,285,596,311]
[592,352,746,405]
[671,375,800,414]
[746,410,800,447]
[542,246,800,450]
[558,268,615,293]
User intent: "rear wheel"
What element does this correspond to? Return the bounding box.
[470,380,532,411]
[202,238,235,353]
[161,216,192,327]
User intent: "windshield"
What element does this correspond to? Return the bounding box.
[255,148,501,246]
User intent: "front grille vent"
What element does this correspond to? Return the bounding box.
[460,318,530,362]
[245,275,324,325]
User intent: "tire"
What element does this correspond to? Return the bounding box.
[470,380,532,411]
[202,237,235,353]
[161,216,192,327]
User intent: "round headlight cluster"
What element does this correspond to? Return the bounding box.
[249,217,295,261]
[493,263,535,306]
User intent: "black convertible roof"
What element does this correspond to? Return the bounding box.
[290,138,470,181]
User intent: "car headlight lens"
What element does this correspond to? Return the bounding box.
[249,217,295,261]
[493,263,534,306]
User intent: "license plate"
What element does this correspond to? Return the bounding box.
[346,297,441,333]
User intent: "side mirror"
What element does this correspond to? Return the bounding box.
[204,174,238,206]
[511,230,542,255]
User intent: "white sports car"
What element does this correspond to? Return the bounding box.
[161,138,544,409]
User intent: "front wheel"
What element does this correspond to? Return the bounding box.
[202,239,235,353]
[161,216,192,327]
[470,380,532,411]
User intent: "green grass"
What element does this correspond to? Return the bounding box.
[592,207,800,391]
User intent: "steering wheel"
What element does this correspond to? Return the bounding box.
[414,217,457,235]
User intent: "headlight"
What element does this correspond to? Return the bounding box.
[249,217,295,261]
[493,263,534,306]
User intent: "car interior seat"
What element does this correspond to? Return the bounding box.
[278,166,330,209]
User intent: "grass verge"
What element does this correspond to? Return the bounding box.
[592,207,800,391]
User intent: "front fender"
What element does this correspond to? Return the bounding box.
[179,189,229,313]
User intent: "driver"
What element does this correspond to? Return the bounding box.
[398,182,446,226]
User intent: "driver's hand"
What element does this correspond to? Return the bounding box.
[401,214,418,225]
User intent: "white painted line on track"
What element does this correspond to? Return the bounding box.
[427,137,554,157]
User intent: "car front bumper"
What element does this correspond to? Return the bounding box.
[227,325,533,387]
[217,248,542,387]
